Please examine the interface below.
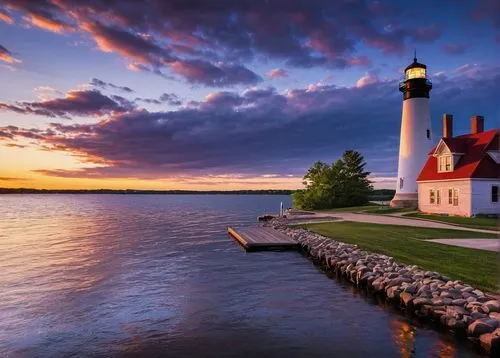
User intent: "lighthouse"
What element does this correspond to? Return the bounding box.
[390,56,433,208]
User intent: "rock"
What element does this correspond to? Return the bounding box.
[451,299,466,306]
[473,289,485,297]
[400,292,413,307]
[489,312,500,321]
[413,297,431,307]
[468,320,495,336]
[479,329,500,353]
[471,312,489,321]
[446,305,468,318]
[461,286,474,293]
[483,300,500,313]
[403,284,418,295]
[431,297,444,306]
[386,286,401,300]
[386,277,405,288]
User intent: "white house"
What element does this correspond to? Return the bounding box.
[416,115,499,217]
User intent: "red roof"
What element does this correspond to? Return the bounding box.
[417,129,499,181]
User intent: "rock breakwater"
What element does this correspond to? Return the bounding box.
[268,219,500,355]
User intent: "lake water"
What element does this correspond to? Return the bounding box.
[0,195,483,357]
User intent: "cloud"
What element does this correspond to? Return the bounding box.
[356,72,379,87]
[266,68,288,79]
[0,9,14,24]
[2,0,444,85]
[0,177,30,181]
[5,0,73,33]
[2,63,497,182]
[443,43,466,55]
[159,93,182,106]
[170,60,262,86]
[0,44,20,63]
[90,78,134,93]
[34,86,63,100]
[0,89,135,118]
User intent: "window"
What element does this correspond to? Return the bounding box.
[406,67,426,80]
[429,189,435,204]
[399,178,404,190]
[493,186,499,203]
[426,129,431,139]
[438,156,452,172]
[453,189,459,206]
[448,189,453,204]
[436,190,441,205]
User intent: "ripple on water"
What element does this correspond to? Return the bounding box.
[0,195,483,358]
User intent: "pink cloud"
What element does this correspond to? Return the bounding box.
[266,68,288,79]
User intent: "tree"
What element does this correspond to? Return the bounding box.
[292,150,373,210]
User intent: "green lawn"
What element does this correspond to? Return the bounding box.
[305,221,499,292]
[404,213,499,231]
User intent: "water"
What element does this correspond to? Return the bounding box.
[0,195,483,357]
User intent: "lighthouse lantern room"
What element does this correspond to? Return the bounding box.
[390,56,433,208]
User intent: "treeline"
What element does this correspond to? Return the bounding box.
[0,188,294,195]
[370,189,395,201]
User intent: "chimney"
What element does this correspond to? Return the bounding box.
[471,115,484,134]
[443,114,453,138]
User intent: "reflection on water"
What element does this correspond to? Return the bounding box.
[0,195,483,357]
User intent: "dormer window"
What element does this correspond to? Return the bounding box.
[438,155,452,172]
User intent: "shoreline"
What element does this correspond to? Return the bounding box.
[266,218,500,355]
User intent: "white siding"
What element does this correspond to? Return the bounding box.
[417,180,471,216]
[470,179,500,216]
[394,98,433,196]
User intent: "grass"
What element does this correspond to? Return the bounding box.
[305,221,499,292]
[404,213,499,231]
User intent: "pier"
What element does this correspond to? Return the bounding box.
[227,226,299,252]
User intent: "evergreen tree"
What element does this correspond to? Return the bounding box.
[292,150,373,210]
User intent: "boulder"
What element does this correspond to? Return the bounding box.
[479,329,500,353]
[468,320,495,336]
[386,286,401,300]
[451,299,466,306]
[400,292,414,307]
[446,305,468,318]
[413,297,432,308]
[403,284,418,295]
[483,300,500,314]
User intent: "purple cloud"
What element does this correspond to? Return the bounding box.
[90,78,134,93]
[2,0,445,85]
[2,63,498,180]
[0,89,134,118]
[266,68,288,79]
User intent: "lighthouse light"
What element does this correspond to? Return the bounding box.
[405,67,426,80]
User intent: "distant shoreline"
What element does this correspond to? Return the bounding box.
[0,188,295,195]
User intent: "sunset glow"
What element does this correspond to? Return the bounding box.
[1,1,498,190]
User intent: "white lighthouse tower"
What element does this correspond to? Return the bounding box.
[390,56,433,208]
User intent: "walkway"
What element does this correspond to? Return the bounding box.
[426,238,499,252]
[311,212,499,235]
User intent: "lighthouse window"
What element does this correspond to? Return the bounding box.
[426,129,430,139]
[399,178,404,189]
[406,67,426,80]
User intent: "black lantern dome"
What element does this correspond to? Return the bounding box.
[399,56,432,100]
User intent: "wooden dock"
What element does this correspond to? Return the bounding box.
[227,226,299,252]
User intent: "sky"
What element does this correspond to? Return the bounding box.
[0,0,498,190]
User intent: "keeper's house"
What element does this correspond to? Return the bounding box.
[417,115,499,217]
